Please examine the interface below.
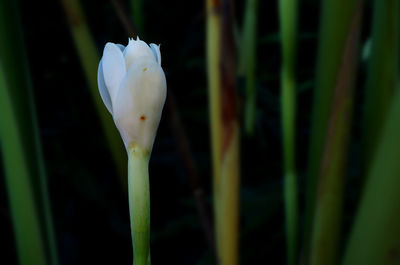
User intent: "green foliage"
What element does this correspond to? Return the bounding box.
[278,0,298,264]
[303,0,359,260]
[361,0,400,167]
[0,1,58,264]
[342,86,400,265]
[60,0,127,187]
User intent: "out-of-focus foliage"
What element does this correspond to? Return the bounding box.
[0,1,58,265]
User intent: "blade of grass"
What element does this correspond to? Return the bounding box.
[0,65,48,265]
[303,0,359,260]
[60,0,127,187]
[207,0,240,264]
[206,0,223,260]
[361,0,400,167]
[0,1,59,264]
[238,0,258,135]
[342,83,400,265]
[278,0,298,263]
[309,2,363,265]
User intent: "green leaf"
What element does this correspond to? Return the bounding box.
[0,1,59,264]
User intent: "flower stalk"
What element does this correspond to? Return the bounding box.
[128,145,151,265]
[97,38,166,265]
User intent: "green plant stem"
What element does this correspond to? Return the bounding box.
[239,0,258,135]
[0,1,58,264]
[303,0,358,260]
[361,0,400,167]
[128,145,151,265]
[206,0,223,260]
[342,85,400,265]
[0,64,48,265]
[60,0,127,187]
[279,0,298,263]
[309,2,363,264]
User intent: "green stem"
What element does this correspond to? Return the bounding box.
[0,1,58,264]
[303,0,358,260]
[0,64,48,265]
[361,0,400,167]
[342,85,400,265]
[128,145,151,265]
[60,0,127,187]
[279,0,298,263]
[309,2,363,265]
[206,0,223,258]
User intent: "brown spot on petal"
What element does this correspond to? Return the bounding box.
[140,115,146,121]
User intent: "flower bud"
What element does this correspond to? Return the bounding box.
[97,37,167,151]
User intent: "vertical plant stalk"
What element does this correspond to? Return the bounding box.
[206,0,223,260]
[207,0,240,264]
[238,0,258,135]
[303,0,358,259]
[361,0,400,167]
[0,1,59,265]
[128,145,151,265]
[278,0,298,263]
[110,0,216,253]
[342,86,400,265]
[0,66,48,265]
[60,0,127,186]
[309,2,363,265]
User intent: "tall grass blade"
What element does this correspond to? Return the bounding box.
[0,1,59,264]
[207,0,240,264]
[60,0,127,186]
[342,85,400,265]
[361,0,400,167]
[309,2,363,265]
[278,0,298,263]
[303,0,359,259]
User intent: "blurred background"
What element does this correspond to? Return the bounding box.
[2,0,399,265]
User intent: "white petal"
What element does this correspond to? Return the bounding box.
[97,59,113,114]
[116,44,125,52]
[123,38,156,70]
[102,42,126,106]
[113,58,167,150]
[150,43,161,65]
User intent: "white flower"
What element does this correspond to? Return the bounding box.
[98,37,167,151]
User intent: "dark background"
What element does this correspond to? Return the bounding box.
[0,0,372,264]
